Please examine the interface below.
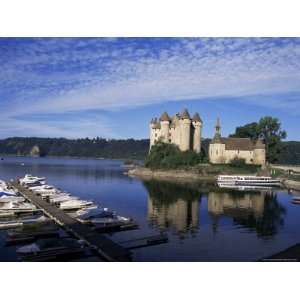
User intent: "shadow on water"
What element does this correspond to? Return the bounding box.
[143,180,286,240]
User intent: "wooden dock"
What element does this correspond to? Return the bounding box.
[9,181,131,262]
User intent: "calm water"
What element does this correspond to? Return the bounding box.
[0,156,299,261]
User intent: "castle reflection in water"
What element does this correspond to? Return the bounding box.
[144,180,286,239]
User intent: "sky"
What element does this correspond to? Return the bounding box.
[0,37,299,140]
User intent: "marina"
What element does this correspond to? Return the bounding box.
[0,168,169,261]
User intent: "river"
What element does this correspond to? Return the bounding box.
[0,156,299,261]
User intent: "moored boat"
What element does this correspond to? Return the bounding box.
[217,175,281,187]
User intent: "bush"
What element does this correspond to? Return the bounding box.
[145,142,203,170]
[229,157,247,168]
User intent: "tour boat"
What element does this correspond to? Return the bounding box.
[217,182,273,191]
[217,175,281,187]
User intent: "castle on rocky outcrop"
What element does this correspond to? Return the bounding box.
[149,109,202,153]
[209,118,266,165]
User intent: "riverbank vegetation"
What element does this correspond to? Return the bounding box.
[144,143,260,174]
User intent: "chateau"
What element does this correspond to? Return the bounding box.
[209,118,266,165]
[149,109,202,153]
[149,109,266,165]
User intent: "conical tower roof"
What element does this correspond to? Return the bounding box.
[159,112,170,122]
[181,108,191,119]
[192,112,202,123]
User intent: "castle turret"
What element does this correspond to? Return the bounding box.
[192,112,202,154]
[209,118,225,163]
[159,112,171,143]
[149,118,156,149]
[253,138,266,166]
[179,109,191,151]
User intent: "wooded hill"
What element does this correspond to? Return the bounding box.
[0,137,299,164]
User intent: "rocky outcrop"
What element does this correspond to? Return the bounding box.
[30,145,41,157]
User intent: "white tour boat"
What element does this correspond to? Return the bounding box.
[217,175,281,187]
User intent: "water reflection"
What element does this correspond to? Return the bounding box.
[143,180,202,239]
[144,180,286,240]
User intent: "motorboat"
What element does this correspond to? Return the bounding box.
[58,199,94,210]
[76,207,115,220]
[217,175,281,187]
[76,206,131,225]
[49,194,79,204]
[16,238,83,255]
[0,201,37,212]
[0,196,25,204]
[28,184,54,191]
[19,174,46,186]
[0,215,48,230]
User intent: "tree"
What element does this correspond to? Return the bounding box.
[258,116,287,163]
[230,116,287,163]
[229,122,259,139]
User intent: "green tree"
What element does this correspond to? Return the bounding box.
[258,116,287,163]
[229,122,259,139]
[230,116,287,163]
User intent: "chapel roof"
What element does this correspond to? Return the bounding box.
[211,137,265,151]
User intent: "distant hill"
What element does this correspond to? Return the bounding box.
[0,137,149,160]
[0,137,299,164]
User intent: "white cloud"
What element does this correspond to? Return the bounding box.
[1,38,300,137]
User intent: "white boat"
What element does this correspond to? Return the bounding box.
[49,195,79,204]
[0,215,48,230]
[19,174,46,185]
[59,199,94,210]
[0,201,37,212]
[217,175,281,187]
[217,182,274,191]
[0,196,25,204]
[28,184,53,191]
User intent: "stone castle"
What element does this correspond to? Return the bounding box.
[149,109,266,165]
[149,109,202,153]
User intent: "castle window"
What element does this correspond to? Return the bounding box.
[169,139,171,142]
[155,133,157,137]
[216,150,218,155]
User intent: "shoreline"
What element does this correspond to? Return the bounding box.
[0,154,143,163]
[128,167,216,183]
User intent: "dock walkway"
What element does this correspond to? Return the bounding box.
[10,181,131,262]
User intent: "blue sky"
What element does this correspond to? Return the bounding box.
[0,37,299,140]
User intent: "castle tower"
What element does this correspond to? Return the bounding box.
[192,112,202,153]
[149,118,156,149]
[209,118,225,164]
[179,109,191,151]
[253,138,266,166]
[159,112,171,143]
[214,117,221,140]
